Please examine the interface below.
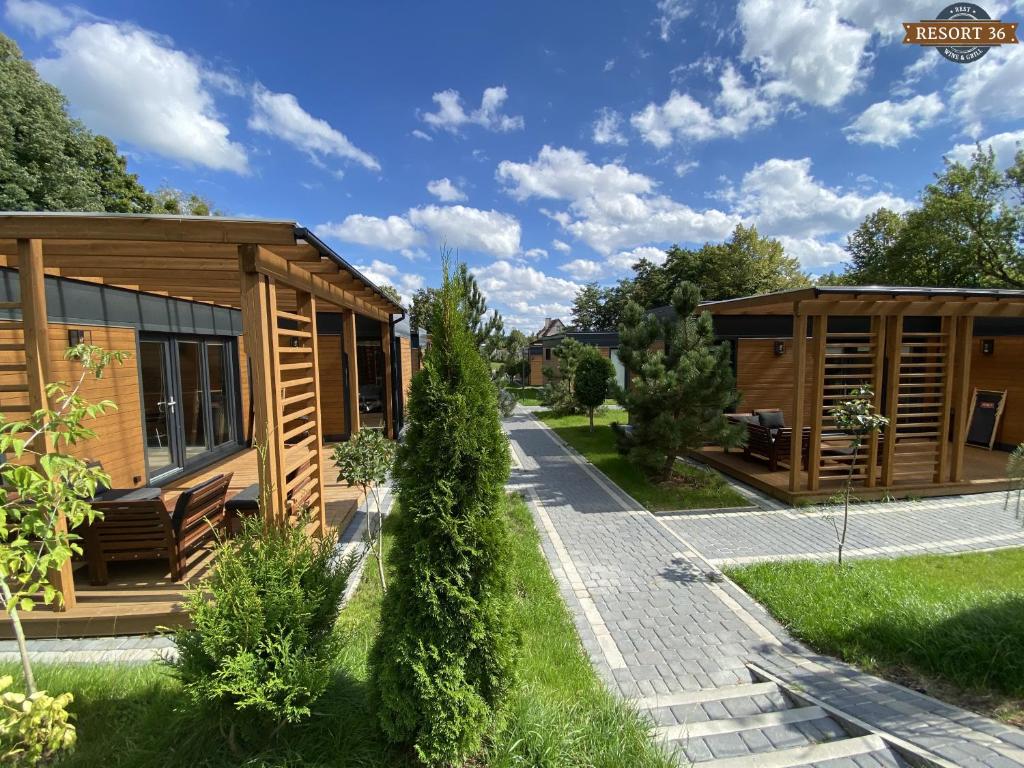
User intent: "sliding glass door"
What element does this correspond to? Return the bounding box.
[139,334,240,482]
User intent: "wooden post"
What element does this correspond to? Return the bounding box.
[380,320,394,438]
[238,245,287,524]
[881,314,903,487]
[789,310,807,493]
[949,316,974,482]
[297,291,327,535]
[20,239,76,611]
[342,309,360,436]
[866,315,887,488]
[807,315,826,491]
[935,316,957,484]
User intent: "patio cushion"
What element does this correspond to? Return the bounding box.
[757,410,785,430]
[731,414,759,425]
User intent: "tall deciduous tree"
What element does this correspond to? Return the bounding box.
[371,261,516,766]
[617,283,745,481]
[831,147,1024,288]
[0,34,152,213]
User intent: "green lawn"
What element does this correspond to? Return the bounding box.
[506,384,543,406]
[12,495,672,768]
[726,549,1024,726]
[537,409,749,511]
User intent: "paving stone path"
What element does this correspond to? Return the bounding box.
[506,410,1024,767]
[661,489,1024,567]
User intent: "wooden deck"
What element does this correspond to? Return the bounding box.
[696,442,1013,505]
[5,446,364,640]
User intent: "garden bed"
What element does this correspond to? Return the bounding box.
[726,548,1024,726]
[537,409,749,511]
[7,495,672,767]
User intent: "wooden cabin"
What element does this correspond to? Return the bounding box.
[691,286,1024,504]
[528,331,627,388]
[0,212,414,637]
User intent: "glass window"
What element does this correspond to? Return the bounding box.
[177,340,208,460]
[207,342,231,446]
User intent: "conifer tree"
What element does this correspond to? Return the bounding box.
[370,262,517,766]
[617,282,745,481]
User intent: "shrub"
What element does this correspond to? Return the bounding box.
[172,514,354,734]
[370,262,518,766]
[497,385,518,417]
[541,337,587,414]
[575,348,614,431]
[0,675,75,767]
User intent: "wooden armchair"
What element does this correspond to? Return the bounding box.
[84,473,233,585]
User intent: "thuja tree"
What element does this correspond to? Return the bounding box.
[575,348,614,431]
[370,263,517,766]
[541,336,586,414]
[617,282,745,482]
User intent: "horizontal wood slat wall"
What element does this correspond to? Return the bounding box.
[735,338,817,425]
[0,322,145,488]
[969,336,1024,447]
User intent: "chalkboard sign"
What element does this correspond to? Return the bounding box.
[966,388,1007,450]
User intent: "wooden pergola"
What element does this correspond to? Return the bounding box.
[702,286,1024,496]
[0,213,403,610]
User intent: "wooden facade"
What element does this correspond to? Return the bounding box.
[0,212,409,627]
[702,287,1024,504]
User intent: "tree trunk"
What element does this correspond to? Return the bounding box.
[589,407,594,432]
[660,451,675,483]
[1,581,36,695]
[837,438,862,566]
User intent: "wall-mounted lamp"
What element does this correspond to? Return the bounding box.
[290,336,301,348]
[67,329,86,346]
[773,340,785,356]
[982,338,995,355]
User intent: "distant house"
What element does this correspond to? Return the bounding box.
[528,330,627,389]
[534,317,565,338]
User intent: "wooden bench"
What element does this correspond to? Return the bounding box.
[83,473,233,585]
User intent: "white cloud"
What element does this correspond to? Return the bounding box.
[407,205,521,258]
[675,160,699,177]
[4,0,74,36]
[35,21,248,173]
[561,245,667,280]
[843,93,943,147]
[249,84,379,171]
[411,129,433,141]
[657,0,691,41]
[560,259,605,280]
[777,236,847,271]
[592,108,628,146]
[420,85,524,133]
[631,63,775,145]
[738,0,869,107]
[498,145,738,254]
[523,248,548,260]
[316,214,422,251]
[948,45,1024,138]
[604,58,616,72]
[552,239,572,253]
[947,129,1024,169]
[472,260,581,332]
[735,157,910,238]
[354,259,424,305]
[426,177,467,202]
[318,205,521,259]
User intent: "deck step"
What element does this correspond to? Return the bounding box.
[656,705,827,741]
[695,734,887,767]
[637,681,780,710]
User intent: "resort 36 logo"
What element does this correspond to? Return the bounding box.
[903,3,1018,62]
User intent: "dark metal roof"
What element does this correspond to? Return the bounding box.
[535,330,619,347]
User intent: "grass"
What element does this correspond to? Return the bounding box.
[10,494,672,768]
[726,548,1024,726]
[506,384,543,406]
[537,409,749,511]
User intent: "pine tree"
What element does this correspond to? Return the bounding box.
[617,282,746,481]
[370,262,517,766]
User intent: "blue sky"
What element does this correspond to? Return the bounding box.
[3,0,1023,331]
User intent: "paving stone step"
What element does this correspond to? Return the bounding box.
[645,684,792,727]
[695,734,889,768]
[656,705,828,741]
[673,712,852,764]
[637,680,782,711]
